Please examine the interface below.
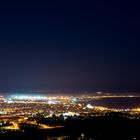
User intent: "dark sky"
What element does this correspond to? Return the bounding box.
[0,0,140,92]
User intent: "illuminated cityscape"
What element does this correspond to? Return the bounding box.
[0,93,139,139]
[0,0,140,139]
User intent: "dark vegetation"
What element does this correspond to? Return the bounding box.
[0,112,140,140]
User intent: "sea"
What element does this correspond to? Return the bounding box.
[87,97,140,109]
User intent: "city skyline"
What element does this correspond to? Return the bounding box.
[0,1,140,140]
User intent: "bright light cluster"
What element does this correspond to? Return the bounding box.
[10,95,47,100]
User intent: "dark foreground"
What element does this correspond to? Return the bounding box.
[0,112,140,140]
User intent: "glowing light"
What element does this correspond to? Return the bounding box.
[10,95,48,101]
[87,104,93,109]
[132,108,140,112]
[63,112,79,116]
[48,100,56,104]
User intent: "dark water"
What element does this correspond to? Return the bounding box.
[88,97,140,109]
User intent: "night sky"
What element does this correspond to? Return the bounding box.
[0,0,140,92]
